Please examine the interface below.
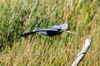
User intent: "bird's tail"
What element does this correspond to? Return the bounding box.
[20,32,36,37]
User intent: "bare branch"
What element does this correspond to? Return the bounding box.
[72,36,92,66]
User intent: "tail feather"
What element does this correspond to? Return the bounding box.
[20,32,36,37]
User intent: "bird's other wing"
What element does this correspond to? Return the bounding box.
[52,24,68,30]
[33,28,58,32]
[20,32,36,37]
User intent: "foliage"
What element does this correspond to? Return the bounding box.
[0,0,100,66]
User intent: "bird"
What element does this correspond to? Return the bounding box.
[20,24,68,37]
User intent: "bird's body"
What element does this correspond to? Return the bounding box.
[20,24,68,37]
[40,29,62,36]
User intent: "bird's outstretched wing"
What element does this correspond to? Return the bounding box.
[20,32,36,37]
[33,28,58,32]
[20,28,58,37]
[52,24,68,30]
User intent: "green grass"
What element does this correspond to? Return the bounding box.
[0,0,100,66]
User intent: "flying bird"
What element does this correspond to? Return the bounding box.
[20,24,68,37]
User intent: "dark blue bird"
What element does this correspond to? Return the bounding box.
[20,24,68,37]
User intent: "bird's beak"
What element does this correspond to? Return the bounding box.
[66,31,76,34]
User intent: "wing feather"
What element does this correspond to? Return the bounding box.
[52,24,68,30]
[33,28,58,32]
